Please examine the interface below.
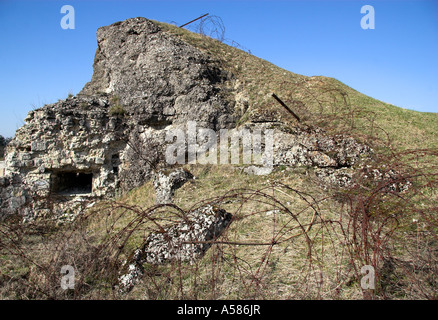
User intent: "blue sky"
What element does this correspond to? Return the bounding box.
[0,0,437,137]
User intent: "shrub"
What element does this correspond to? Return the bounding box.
[109,96,126,116]
[109,105,126,116]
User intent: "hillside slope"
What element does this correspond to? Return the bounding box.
[157,21,438,151]
[0,18,436,301]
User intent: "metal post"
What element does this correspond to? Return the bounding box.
[271,93,301,122]
[179,13,209,28]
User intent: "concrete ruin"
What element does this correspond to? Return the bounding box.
[0,161,5,178]
[0,17,371,220]
[118,204,233,292]
[0,17,238,219]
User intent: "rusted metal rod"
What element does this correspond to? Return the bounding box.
[179,13,209,28]
[271,93,301,122]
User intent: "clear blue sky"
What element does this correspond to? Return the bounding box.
[1,0,437,137]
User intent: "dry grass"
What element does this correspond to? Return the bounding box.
[0,20,436,301]
[1,154,436,300]
[157,21,438,154]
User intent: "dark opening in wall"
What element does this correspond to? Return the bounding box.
[51,172,93,195]
[112,154,120,175]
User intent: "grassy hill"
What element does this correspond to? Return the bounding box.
[158,21,438,151]
[0,20,436,300]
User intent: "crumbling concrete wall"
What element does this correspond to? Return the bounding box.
[0,161,5,177]
[0,17,239,219]
[0,17,372,220]
[118,205,233,291]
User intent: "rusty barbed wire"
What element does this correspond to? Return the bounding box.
[0,18,437,299]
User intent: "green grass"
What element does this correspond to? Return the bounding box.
[1,20,436,300]
[109,104,126,116]
[109,95,126,116]
[157,21,438,152]
[109,164,359,299]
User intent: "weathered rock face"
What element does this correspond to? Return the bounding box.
[6,95,127,197]
[272,125,371,168]
[140,204,232,264]
[118,205,232,291]
[2,95,129,219]
[0,17,238,219]
[0,161,5,177]
[80,17,237,130]
[0,17,372,219]
[0,175,26,217]
[153,168,193,204]
[238,122,371,173]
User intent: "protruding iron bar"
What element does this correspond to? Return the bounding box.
[179,13,209,28]
[271,93,301,122]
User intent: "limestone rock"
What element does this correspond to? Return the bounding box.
[142,204,232,264]
[243,165,273,176]
[273,125,371,168]
[0,17,238,219]
[153,168,193,204]
[118,205,232,292]
[0,17,373,219]
[80,17,237,130]
[315,167,355,189]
